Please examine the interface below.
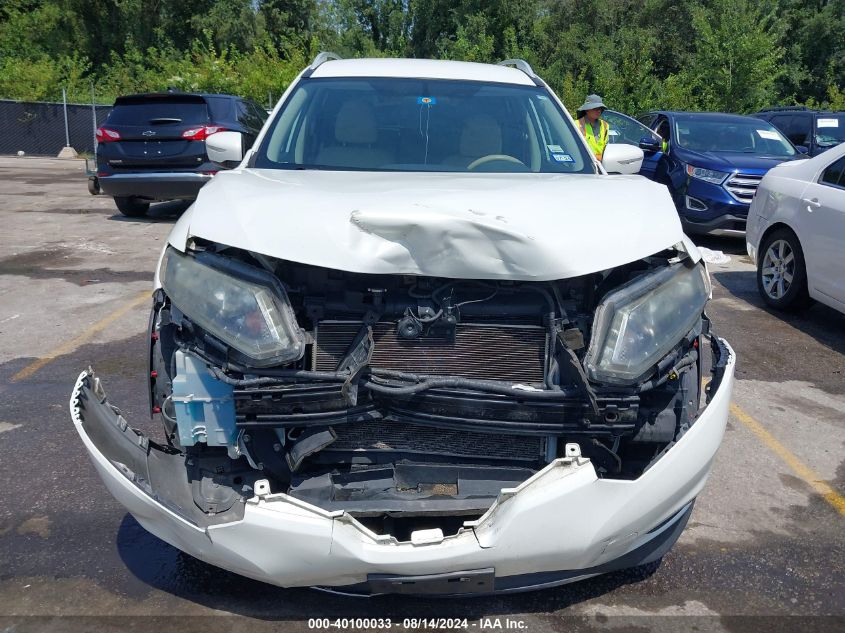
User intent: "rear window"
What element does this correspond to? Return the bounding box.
[107,98,209,126]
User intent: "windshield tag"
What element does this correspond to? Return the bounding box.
[417,96,436,105]
[756,129,781,140]
[818,118,839,128]
[547,144,564,152]
[552,153,574,163]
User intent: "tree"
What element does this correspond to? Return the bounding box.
[665,0,784,112]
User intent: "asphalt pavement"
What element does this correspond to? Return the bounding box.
[0,156,843,633]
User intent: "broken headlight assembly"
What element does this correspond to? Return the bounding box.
[584,261,710,385]
[159,247,305,366]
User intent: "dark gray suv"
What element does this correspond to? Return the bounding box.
[94,92,267,216]
[753,107,845,157]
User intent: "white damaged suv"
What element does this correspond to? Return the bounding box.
[70,55,735,595]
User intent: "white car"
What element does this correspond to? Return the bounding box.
[747,141,845,313]
[70,55,735,595]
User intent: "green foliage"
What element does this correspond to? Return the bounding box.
[0,0,841,115]
[664,0,784,112]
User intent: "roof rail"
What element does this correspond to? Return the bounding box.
[757,105,809,112]
[497,59,537,78]
[304,52,342,77]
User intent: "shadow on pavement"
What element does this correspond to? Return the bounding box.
[108,199,190,223]
[692,235,748,257]
[116,514,660,619]
[712,269,845,357]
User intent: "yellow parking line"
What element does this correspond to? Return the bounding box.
[730,402,845,519]
[11,290,151,382]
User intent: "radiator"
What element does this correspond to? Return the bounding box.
[312,321,547,383]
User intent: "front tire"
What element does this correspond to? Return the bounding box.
[756,227,810,310]
[114,196,150,217]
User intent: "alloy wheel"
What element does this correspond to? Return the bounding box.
[761,238,795,300]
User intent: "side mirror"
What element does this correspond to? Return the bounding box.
[602,143,644,175]
[206,131,244,166]
[795,145,809,155]
[638,136,662,153]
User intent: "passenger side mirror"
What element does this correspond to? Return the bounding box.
[602,143,644,175]
[206,131,244,166]
[795,145,809,155]
[638,136,662,153]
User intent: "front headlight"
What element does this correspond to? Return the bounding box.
[584,263,711,385]
[685,164,729,184]
[160,248,305,366]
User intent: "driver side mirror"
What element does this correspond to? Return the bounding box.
[602,143,644,175]
[206,131,244,167]
[795,145,809,155]
[638,136,662,153]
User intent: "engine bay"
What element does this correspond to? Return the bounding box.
[148,242,713,537]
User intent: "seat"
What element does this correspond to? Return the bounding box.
[443,115,503,168]
[315,100,392,169]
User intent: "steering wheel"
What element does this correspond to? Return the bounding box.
[467,154,526,170]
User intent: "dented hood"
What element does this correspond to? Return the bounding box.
[173,169,686,281]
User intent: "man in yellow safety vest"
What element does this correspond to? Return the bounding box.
[575,94,609,161]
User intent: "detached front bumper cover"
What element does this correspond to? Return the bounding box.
[70,338,735,595]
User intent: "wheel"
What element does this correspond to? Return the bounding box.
[467,154,526,170]
[114,196,150,217]
[87,176,100,196]
[756,227,810,310]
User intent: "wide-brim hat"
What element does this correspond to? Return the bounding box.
[577,94,607,113]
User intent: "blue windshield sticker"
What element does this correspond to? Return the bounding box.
[552,153,574,163]
[417,96,436,105]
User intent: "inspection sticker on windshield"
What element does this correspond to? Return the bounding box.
[818,118,839,128]
[417,96,436,105]
[756,129,781,140]
[552,153,574,163]
[547,144,564,153]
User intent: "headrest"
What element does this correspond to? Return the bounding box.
[459,115,502,157]
[335,100,378,144]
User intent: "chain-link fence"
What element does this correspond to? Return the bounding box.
[0,99,112,156]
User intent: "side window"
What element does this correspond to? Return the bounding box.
[250,102,268,125]
[789,114,812,146]
[655,118,671,142]
[637,113,656,127]
[772,114,813,145]
[820,155,845,188]
[236,100,265,132]
[769,114,792,138]
[602,111,659,146]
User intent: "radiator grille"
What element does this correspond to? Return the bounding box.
[329,420,543,462]
[725,173,763,204]
[313,321,547,383]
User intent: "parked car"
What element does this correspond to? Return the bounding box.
[746,140,845,313]
[637,111,804,236]
[70,55,735,595]
[602,109,665,178]
[94,92,267,217]
[753,106,845,157]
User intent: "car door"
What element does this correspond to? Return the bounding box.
[601,110,663,179]
[800,154,845,306]
[651,115,679,186]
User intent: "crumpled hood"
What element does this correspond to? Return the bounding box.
[173,169,687,281]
